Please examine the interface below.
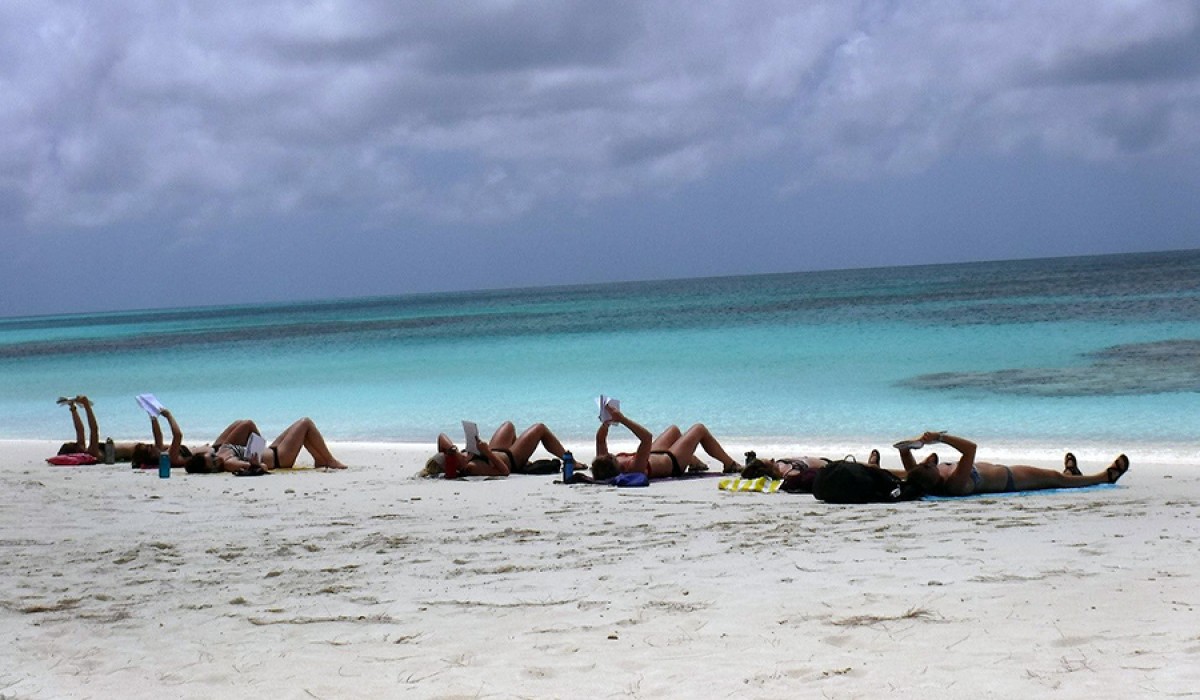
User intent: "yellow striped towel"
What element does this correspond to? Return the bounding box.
[718,477,783,493]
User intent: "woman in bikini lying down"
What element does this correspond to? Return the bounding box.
[423,422,568,477]
[590,407,740,481]
[55,395,106,460]
[896,431,1129,497]
[184,417,347,473]
[128,407,209,468]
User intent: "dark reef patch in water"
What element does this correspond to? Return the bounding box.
[904,340,1200,396]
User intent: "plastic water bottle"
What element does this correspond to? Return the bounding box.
[159,451,171,479]
[562,451,575,483]
[103,438,115,464]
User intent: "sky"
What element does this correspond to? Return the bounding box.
[2,1,1199,317]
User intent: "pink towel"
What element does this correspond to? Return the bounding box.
[46,453,99,466]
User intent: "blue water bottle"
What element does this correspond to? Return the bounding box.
[562,451,575,484]
[158,451,171,479]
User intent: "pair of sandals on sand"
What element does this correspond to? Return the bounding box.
[1064,452,1130,482]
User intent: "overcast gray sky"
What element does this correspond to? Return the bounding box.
[2,1,1198,317]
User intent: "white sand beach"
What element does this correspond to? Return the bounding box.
[1,440,1198,699]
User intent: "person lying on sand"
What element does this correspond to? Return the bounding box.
[591,407,740,481]
[422,422,568,478]
[740,449,898,492]
[55,395,108,460]
[129,407,203,468]
[185,418,347,473]
[896,431,1129,497]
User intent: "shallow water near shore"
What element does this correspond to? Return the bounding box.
[2,250,1197,463]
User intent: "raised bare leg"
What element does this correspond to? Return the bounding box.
[77,396,102,458]
[489,421,518,449]
[668,424,739,472]
[270,418,346,469]
[508,423,565,464]
[651,425,681,451]
[58,399,87,454]
[213,419,261,447]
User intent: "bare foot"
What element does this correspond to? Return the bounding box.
[868,449,881,466]
[1063,452,1081,476]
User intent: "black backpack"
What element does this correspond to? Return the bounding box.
[812,460,922,504]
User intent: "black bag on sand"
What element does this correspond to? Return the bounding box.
[520,458,562,475]
[812,460,922,504]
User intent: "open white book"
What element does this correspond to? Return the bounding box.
[245,433,267,460]
[135,393,166,417]
[461,421,481,456]
[597,395,620,423]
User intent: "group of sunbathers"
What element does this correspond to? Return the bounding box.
[53,395,347,474]
[420,404,1130,497]
[55,395,1130,495]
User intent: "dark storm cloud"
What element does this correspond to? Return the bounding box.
[1038,17,1200,85]
[3,0,1196,232]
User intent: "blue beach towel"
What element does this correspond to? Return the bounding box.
[923,483,1117,501]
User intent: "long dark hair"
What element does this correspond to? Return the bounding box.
[591,454,618,480]
[184,452,218,473]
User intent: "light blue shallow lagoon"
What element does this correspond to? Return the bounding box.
[2,250,1197,463]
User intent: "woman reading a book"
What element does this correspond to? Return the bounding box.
[590,407,741,480]
[185,417,347,473]
[129,406,202,468]
[423,421,568,478]
[54,395,106,460]
[896,431,1129,496]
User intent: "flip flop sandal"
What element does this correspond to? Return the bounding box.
[1106,454,1130,483]
[1063,452,1081,475]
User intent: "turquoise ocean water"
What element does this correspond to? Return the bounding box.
[2,250,1197,462]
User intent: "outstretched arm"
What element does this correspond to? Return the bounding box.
[150,416,164,450]
[472,440,511,476]
[161,409,184,462]
[925,432,977,482]
[898,443,918,472]
[595,421,610,457]
[609,408,652,475]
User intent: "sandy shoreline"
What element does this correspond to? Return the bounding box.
[2,439,1198,698]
